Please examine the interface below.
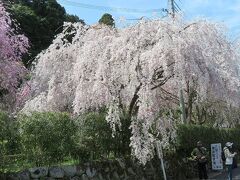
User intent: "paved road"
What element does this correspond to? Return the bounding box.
[189,167,240,180]
[208,167,240,180]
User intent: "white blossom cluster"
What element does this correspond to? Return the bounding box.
[22,20,240,164]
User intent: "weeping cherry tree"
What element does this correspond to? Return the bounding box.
[22,19,240,164]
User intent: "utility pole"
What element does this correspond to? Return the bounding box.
[156,140,167,180]
[168,0,175,18]
[179,89,187,124]
[168,0,181,18]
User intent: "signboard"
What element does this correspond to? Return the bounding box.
[211,143,223,170]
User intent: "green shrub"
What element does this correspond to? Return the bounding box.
[0,111,21,172]
[0,111,20,155]
[19,112,78,166]
[75,111,131,161]
[175,124,240,158]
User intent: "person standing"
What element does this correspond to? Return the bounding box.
[191,141,208,179]
[223,142,237,180]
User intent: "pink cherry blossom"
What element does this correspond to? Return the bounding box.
[0,2,29,108]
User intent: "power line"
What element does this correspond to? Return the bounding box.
[58,0,164,14]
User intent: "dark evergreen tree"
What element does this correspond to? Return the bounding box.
[99,13,115,27]
[6,0,84,67]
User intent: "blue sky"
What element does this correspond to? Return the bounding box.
[57,0,240,38]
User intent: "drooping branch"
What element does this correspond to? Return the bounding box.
[128,83,142,116]
[151,62,175,90]
[159,87,179,104]
[151,73,174,90]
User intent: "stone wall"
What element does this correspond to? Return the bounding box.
[2,158,163,180]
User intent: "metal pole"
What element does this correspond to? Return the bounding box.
[156,141,167,180]
[168,0,175,18]
[179,89,186,124]
[171,0,175,18]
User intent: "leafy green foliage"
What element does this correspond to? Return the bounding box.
[75,111,131,161]
[0,111,131,170]
[176,124,240,157]
[65,14,85,24]
[74,112,112,161]
[9,4,41,67]
[0,112,20,155]
[0,111,21,172]
[98,13,115,27]
[8,0,84,67]
[19,112,78,166]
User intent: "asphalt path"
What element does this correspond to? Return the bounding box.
[208,167,240,180]
[189,166,240,180]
